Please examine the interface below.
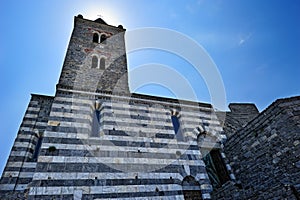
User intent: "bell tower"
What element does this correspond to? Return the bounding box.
[57,14,129,95]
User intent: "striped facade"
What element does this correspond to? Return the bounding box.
[0,15,234,199]
[0,95,53,193]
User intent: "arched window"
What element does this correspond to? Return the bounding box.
[182,176,202,200]
[171,115,180,134]
[100,57,105,69]
[100,34,107,44]
[171,110,184,141]
[92,56,98,68]
[91,110,101,137]
[93,33,99,43]
[91,100,101,137]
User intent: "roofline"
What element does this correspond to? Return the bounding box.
[131,92,212,108]
[226,95,300,147]
[74,15,126,31]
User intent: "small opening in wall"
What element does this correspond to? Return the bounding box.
[135,176,138,179]
[155,187,159,192]
[48,177,51,180]
[138,149,141,153]
[48,146,56,152]
[95,177,98,180]
[176,151,181,157]
[113,128,115,131]
[170,177,173,180]
[235,183,243,189]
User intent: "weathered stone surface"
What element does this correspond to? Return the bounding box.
[213,96,300,200]
[216,103,259,137]
[57,16,129,95]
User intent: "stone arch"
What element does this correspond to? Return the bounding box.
[170,108,181,118]
[182,176,203,200]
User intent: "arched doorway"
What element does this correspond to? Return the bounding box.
[182,176,203,200]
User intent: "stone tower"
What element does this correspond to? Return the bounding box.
[57,15,130,95]
[0,15,234,200]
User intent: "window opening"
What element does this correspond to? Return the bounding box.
[93,33,99,43]
[91,103,101,137]
[201,148,230,189]
[100,57,105,69]
[100,34,107,44]
[32,135,43,161]
[92,56,98,68]
[171,114,184,141]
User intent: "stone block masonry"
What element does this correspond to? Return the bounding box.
[57,16,129,95]
[213,96,300,200]
[25,89,224,199]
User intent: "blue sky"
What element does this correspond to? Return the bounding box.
[0,0,299,175]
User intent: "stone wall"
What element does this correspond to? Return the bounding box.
[213,96,300,199]
[216,103,259,138]
[0,94,53,198]
[26,90,226,199]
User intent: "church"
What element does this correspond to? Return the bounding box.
[0,15,299,200]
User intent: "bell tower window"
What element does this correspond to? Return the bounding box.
[93,33,99,43]
[100,57,105,69]
[100,34,107,44]
[92,56,98,68]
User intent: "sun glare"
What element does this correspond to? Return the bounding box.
[83,3,122,26]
